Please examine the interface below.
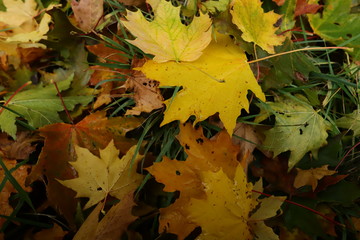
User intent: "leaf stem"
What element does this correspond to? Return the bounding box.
[251,189,344,227]
[247,47,351,64]
[0,81,32,115]
[51,80,74,124]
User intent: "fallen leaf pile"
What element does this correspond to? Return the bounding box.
[0,0,359,239]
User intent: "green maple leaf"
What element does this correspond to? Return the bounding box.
[258,95,331,169]
[308,0,360,60]
[0,75,92,138]
[336,109,360,136]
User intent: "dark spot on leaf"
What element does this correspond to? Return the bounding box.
[176,170,181,175]
[299,129,303,135]
[185,144,190,150]
[196,138,204,144]
[97,187,102,191]
[304,122,309,127]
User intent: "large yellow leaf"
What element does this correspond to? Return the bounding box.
[230,0,285,54]
[137,34,265,134]
[121,0,212,62]
[58,141,143,209]
[187,167,254,240]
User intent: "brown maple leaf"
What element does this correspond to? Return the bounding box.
[295,0,322,17]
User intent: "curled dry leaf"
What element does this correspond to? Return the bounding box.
[294,165,337,191]
[86,42,129,109]
[124,58,164,115]
[0,131,41,160]
[0,159,31,228]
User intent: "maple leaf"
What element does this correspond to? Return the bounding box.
[257,95,330,169]
[59,140,143,209]
[230,0,286,54]
[137,34,265,134]
[308,0,360,60]
[294,165,336,191]
[71,0,104,33]
[0,75,92,138]
[187,167,254,239]
[27,111,142,225]
[202,0,231,13]
[73,193,137,240]
[147,123,241,238]
[336,109,360,136]
[121,0,212,62]
[0,131,41,160]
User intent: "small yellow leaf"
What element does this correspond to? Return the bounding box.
[121,0,212,62]
[294,165,336,191]
[137,34,265,134]
[58,141,143,209]
[230,0,285,53]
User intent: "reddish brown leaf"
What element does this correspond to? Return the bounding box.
[27,111,142,226]
[251,156,297,195]
[295,0,322,17]
[0,131,41,160]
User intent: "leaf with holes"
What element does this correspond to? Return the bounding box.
[257,95,331,169]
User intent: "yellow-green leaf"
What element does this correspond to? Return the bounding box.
[230,0,285,53]
[136,34,265,134]
[121,0,212,62]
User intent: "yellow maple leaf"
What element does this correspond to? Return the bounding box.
[137,33,265,134]
[58,141,144,209]
[187,166,286,240]
[294,165,337,191]
[121,0,212,62]
[230,0,285,54]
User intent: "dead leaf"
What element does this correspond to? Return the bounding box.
[0,131,41,160]
[27,111,142,226]
[71,0,104,32]
[73,193,137,240]
[33,223,68,240]
[17,47,47,65]
[295,0,322,17]
[0,159,31,228]
[251,156,297,195]
[294,165,337,191]
[232,123,260,170]
[124,58,164,115]
[86,42,129,109]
